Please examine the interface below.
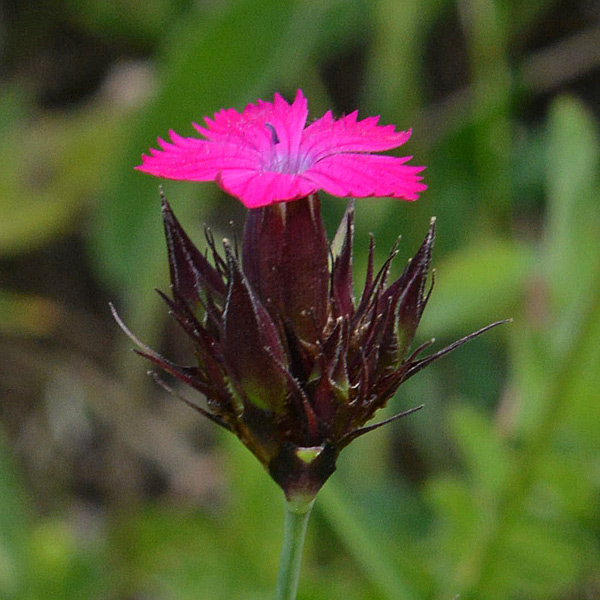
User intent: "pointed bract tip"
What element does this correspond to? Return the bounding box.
[339,403,425,448]
[404,319,512,382]
[160,190,172,216]
[426,217,436,242]
[148,370,231,431]
[109,302,157,357]
[222,238,235,264]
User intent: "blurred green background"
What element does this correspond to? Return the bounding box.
[1,0,600,598]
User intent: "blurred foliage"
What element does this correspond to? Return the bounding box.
[1,0,600,599]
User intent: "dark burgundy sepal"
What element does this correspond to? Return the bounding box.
[354,238,398,323]
[243,195,330,346]
[394,217,436,358]
[156,288,220,355]
[235,400,282,465]
[312,321,350,423]
[242,201,286,312]
[369,294,401,377]
[361,235,375,302]
[222,241,288,412]
[330,201,355,318]
[161,193,226,308]
[279,195,330,343]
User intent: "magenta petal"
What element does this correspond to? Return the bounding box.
[303,154,426,200]
[301,111,412,159]
[217,169,317,208]
[137,135,262,182]
[204,102,271,136]
[267,90,308,160]
[137,89,427,205]
[198,97,278,151]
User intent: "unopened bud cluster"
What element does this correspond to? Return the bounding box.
[116,193,503,500]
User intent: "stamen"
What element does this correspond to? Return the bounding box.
[265,123,280,145]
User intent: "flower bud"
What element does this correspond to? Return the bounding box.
[116,194,506,501]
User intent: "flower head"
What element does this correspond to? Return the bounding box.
[136,90,426,208]
[121,91,506,501]
[113,194,506,501]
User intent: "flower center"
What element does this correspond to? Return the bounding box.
[263,123,312,175]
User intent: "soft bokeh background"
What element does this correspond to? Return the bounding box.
[1,0,600,598]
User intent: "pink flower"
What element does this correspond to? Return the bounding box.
[136,90,426,208]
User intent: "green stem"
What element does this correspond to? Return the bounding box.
[275,497,314,600]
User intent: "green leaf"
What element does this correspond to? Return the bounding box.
[552,281,600,449]
[494,518,591,599]
[545,96,600,313]
[423,476,484,591]
[449,404,511,494]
